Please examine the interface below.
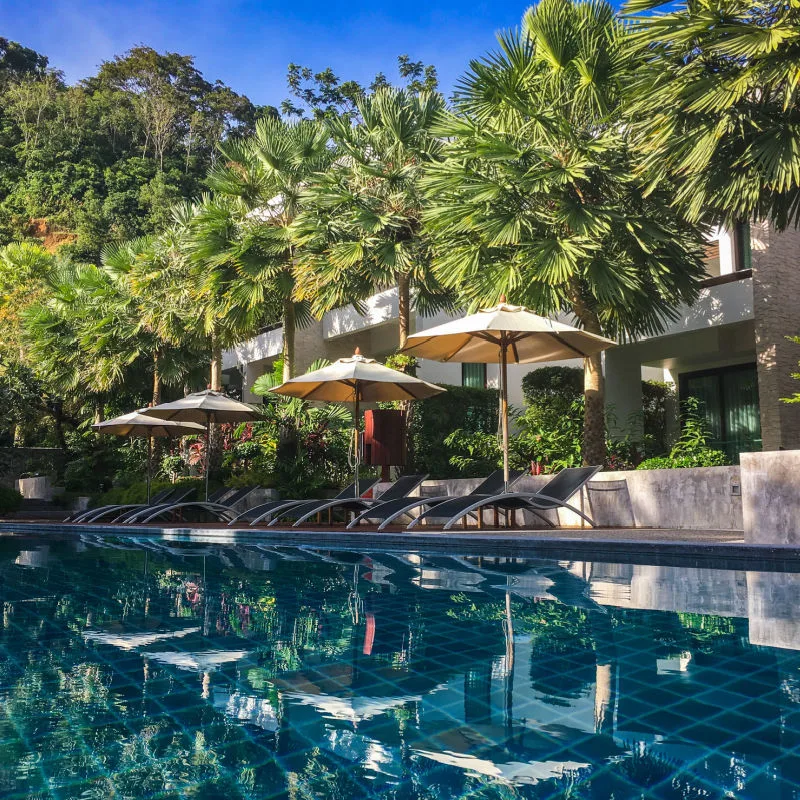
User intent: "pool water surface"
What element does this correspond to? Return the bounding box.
[1,532,800,799]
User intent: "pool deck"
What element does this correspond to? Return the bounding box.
[5,519,800,569]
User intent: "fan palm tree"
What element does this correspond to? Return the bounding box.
[423,0,708,465]
[292,87,455,349]
[623,0,800,229]
[204,116,333,380]
[101,235,207,404]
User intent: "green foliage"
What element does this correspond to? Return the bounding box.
[0,484,23,514]
[292,86,455,347]
[624,0,800,229]
[521,366,583,407]
[282,55,439,119]
[383,353,418,375]
[246,359,354,496]
[642,379,675,456]
[0,42,261,259]
[518,397,586,472]
[637,397,729,469]
[443,429,503,476]
[408,384,499,477]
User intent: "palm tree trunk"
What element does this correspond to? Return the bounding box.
[152,352,162,406]
[282,299,296,382]
[571,287,606,467]
[397,272,411,350]
[93,395,104,425]
[210,330,223,391]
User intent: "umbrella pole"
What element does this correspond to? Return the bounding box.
[353,388,360,498]
[501,337,510,493]
[205,411,212,502]
[147,436,152,504]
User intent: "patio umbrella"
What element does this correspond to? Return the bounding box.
[271,349,445,496]
[143,390,259,500]
[93,411,206,503]
[401,300,617,490]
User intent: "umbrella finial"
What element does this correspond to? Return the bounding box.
[354,346,361,356]
[499,294,507,304]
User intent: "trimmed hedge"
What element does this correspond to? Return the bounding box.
[409,384,499,478]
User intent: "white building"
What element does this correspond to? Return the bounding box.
[223,222,800,459]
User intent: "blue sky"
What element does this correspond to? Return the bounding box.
[1,0,531,105]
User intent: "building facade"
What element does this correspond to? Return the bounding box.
[223,223,800,460]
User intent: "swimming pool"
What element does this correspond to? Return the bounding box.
[2,532,800,798]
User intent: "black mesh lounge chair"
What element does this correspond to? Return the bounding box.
[116,486,235,523]
[71,488,181,524]
[125,486,258,524]
[276,474,429,528]
[228,479,380,527]
[347,469,526,531]
[109,486,200,523]
[411,465,603,531]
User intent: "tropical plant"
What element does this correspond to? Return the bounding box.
[202,116,334,380]
[624,0,800,229]
[293,87,454,348]
[101,234,207,403]
[637,396,729,468]
[247,359,353,495]
[423,0,708,466]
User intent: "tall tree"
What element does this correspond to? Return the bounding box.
[204,116,333,380]
[423,0,707,465]
[293,87,454,349]
[623,0,800,229]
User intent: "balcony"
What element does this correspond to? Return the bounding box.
[222,324,283,370]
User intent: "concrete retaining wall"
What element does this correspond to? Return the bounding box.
[741,450,800,544]
[378,464,743,531]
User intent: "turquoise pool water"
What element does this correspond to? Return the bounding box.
[1,533,800,798]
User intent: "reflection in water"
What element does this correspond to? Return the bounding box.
[1,535,800,798]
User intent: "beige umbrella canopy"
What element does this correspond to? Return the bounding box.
[93,411,206,502]
[143,390,260,500]
[402,301,617,489]
[271,350,445,496]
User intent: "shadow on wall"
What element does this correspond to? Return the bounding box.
[585,480,635,527]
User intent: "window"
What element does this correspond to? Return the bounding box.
[732,222,752,271]
[462,363,487,389]
[679,364,762,462]
[703,240,721,278]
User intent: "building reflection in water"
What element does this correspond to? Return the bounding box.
[1,535,800,798]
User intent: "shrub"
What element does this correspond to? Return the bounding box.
[408,384,499,478]
[638,451,728,470]
[0,485,23,514]
[637,397,730,469]
[642,380,675,456]
[521,366,583,407]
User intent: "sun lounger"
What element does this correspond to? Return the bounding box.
[276,474,429,527]
[346,469,526,530]
[70,487,181,523]
[125,486,259,523]
[411,465,602,530]
[228,479,380,527]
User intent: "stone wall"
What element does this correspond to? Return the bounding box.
[751,223,800,450]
